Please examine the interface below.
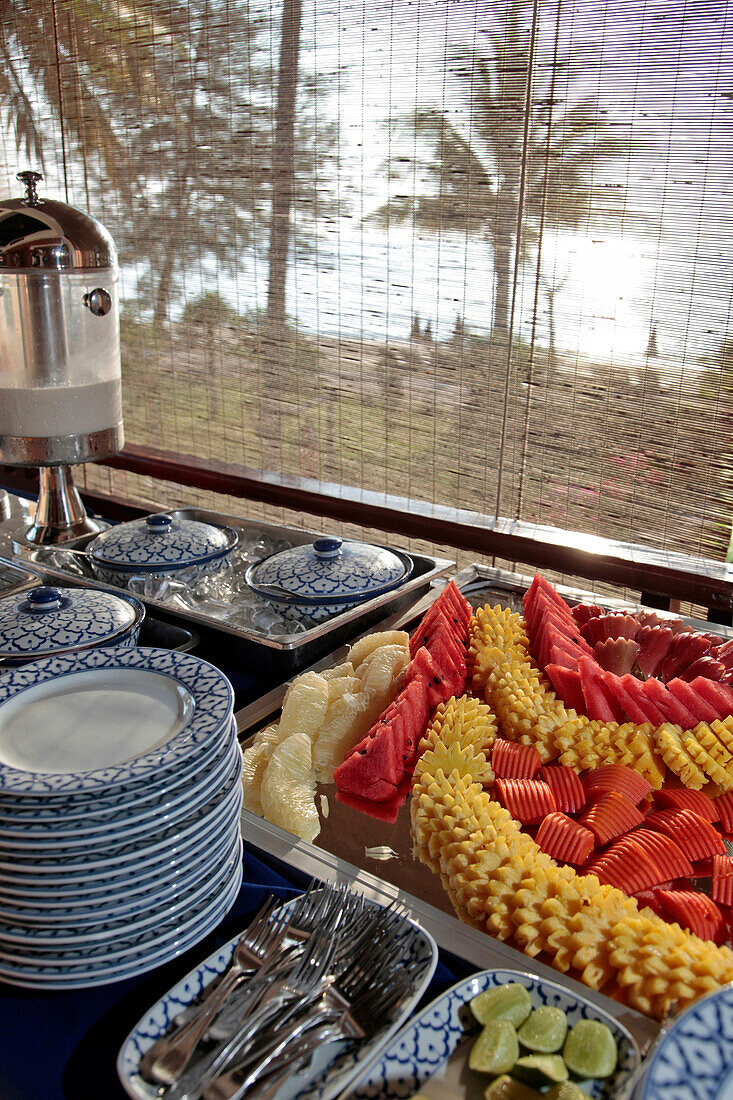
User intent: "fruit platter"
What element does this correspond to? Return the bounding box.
[240,572,733,1024]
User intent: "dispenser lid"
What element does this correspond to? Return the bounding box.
[0,171,117,271]
[87,513,238,572]
[246,536,412,605]
[0,585,144,660]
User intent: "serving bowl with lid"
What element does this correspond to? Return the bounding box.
[0,584,144,665]
[245,535,413,622]
[86,513,238,586]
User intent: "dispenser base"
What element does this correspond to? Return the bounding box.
[23,466,109,546]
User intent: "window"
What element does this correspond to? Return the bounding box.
[2,0,732,568]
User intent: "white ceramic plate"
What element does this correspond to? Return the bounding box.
[0,647,232,795]
[0,853,243,990]
[348,969,640,1100]
[117,891,438,1100]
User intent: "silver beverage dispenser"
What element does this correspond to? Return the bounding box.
[0,171,124,543]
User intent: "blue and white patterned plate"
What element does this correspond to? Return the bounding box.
[349,969,640,1100]
[0,647,233,795]
[0,784,239,896]
[0,720,238,844]
[0,823,242,928]
[642,985,733,1099]
[117,891,438,1100]
[0,749,242,877]
[0,853,243,989]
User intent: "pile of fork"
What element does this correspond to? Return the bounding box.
[137,883,421,1100]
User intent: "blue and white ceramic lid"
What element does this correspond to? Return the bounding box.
[86,513,238,572]
[0,585,144,660]
[246,536,412,605]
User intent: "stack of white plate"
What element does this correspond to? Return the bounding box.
[0,646,243,989]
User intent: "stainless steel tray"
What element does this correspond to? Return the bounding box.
[234,563,733,1052]
[11,507,453,676]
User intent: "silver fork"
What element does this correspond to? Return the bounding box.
[202,946,420,1100]
[139,897,293,1086]
[168,925,337,1100]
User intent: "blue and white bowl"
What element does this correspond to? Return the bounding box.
[246,536,413,622]
[0,584,144,664]
[87,512,238,586]
[350,969,640,1100]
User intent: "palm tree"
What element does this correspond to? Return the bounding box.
[378,0,620,345]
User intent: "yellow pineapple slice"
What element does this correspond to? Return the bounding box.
[681,732,733,791]
[260,731,320,843]
[653,723,706,789]
[348,630,410,671]
[312,691,375,782]
[278,671,330,743]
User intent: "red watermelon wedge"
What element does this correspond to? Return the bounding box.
[666,678,720,724]
[642,677,697,730]
[620,674,667,726]
[578,657,624,723]
[689,677,733,721]
[545,664,585,713]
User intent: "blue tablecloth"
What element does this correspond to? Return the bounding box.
[0,845,466,1100]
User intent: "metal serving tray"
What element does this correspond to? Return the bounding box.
[12,507,453,677]
[234,563,733,1053]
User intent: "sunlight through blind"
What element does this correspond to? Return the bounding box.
[1,0,732,563]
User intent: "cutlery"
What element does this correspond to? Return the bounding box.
[139,897,292,1085]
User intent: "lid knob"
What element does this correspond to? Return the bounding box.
[145,514,173,532]
[17,170,43,206]
[313,536,342,560]
[26,586,65,611]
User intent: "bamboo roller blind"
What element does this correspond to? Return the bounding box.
[1,0,732,563]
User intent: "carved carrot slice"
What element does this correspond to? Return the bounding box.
[645,808,725,861]
[492,740,542,780]
[539,765,585,814]
[652,788,719,823]
[655,889,725,944]
[712,854,733,907]
[535,812,595,865]
[579,791,644,845]
[582,764,652,806]
[493,778,556,825]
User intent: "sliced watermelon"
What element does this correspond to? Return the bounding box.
[539,765,586,813]
[655,889,724,943]
[333,728,404,789]
[619,674,667,726]
[335,777,412,823]
[579,791,644,845]
[641,677,697,730]
[578,656,624,723]
[545,665,585,713]
[409,604,465,657]
[689,677,733,721]
[571,603,606,628]
[443,579,472,622]
[712,854,733,906]
[493,778,556,825]
[548,646,580,673]
[602,672,653,726]
[582,613,640,647]
[645,808,726,861]
[594,638,640,676]
[425,633,467,683]
[536,812,595,865]
[636,625,675,677]
[659,633,713,683]
[582,764,652,806]
[680,657,726,683]
[403,646,460,709]
[666,678,721,724]
[424,619,468,671]
[652,788,719,822]
[492,739,542,780]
